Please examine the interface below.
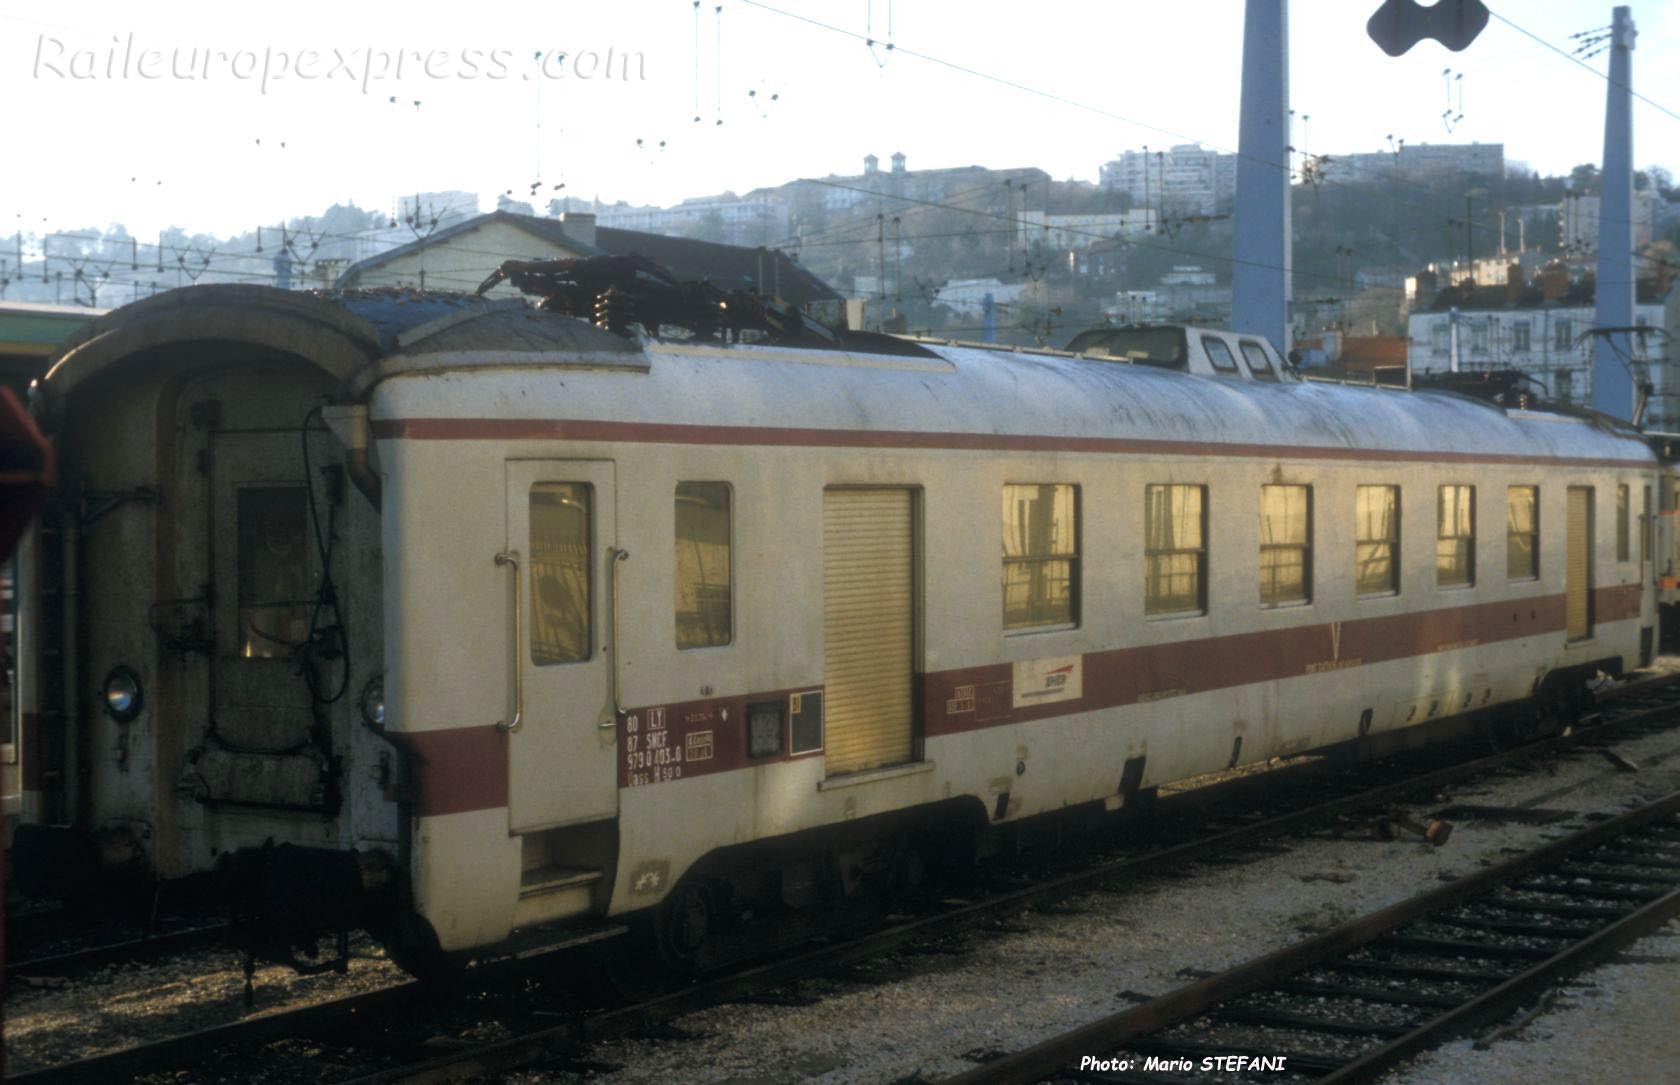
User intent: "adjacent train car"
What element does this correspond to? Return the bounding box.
[8,284,1658,973]
[1647,432,1680,645]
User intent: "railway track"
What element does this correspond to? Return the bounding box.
[11,668,1680,1082]
[6,920,232,987]
[941,788,1680,1084]
[3,875,228,987]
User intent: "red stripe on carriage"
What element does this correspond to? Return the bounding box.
[1595,582,1644,622]
[371,417,1650,470]
[921,591,1635,737]
[397,726,509,817]
[381,587,1645,809]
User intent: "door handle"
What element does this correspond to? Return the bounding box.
[494,549,523,734]
[606,547,630,727]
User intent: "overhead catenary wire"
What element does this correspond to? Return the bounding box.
[735,0,1670,249]
[10,3,1675,287]
[737,0,1535,227]
[1489,8,1680,129]
[19,4,1680,307]
[17,7,1670,299]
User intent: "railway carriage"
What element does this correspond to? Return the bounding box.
[5,283,1659,973]
[1646,432,1680,643]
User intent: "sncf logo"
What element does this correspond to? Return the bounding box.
[1012,656,1083,710]
[1023,664,1076,699]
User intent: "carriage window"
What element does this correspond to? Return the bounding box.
[1200,336,1239,373]
[1617,484,1630,562]
[530,483,592,665]
[1260,485,1310,607]
[1507,486,1539,580]
[1643,485,1652,563]
[1002,483,1079,631]
[675,482,732,649]
[1065,325,1187,368]
[1356,485,1400,596]
[237,487,312,659]
[1437,484,1476,588]
[1240,341,1278,381]
[1146,484,1207,616]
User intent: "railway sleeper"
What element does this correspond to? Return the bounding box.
[1481,894,1636,921]
[1379,932,1562,961]
[1330,958,1516,985]
[1211,1003,1417,1038]
[1584,848,1680,870]
[1551,862,1680,885]
[1275,978,1466,1009]
[1512,878,1669,902]
[1438,911,1601,939]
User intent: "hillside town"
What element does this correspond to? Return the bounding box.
[4,139,1680,423]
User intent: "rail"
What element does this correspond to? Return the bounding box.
[942,790,1680,1084]
[15,668,1680,1083]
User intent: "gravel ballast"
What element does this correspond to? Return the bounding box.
[8,717,1680,1082]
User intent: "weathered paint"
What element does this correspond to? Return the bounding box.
[404,581,1643,816]
[26,286,1659,964]
[374,416,1649,471]
[370,332,1653,944]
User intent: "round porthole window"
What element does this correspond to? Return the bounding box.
[361,675,387,729]
[103,665,144,723]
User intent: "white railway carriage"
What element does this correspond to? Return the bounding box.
[1646,433,1680,642]
[10,284,1657,972]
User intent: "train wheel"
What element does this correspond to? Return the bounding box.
[590,922,668,1003]
[590,878,722,1002]
[1512,707,1545,743]
[1506,678,1581,744]
[654,879,717,975]
[1539,681,1583,737]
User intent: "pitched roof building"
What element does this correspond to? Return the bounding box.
[334,210,839,309]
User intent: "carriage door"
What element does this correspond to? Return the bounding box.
[504,460,619,832]
[822,488,917,775]
[1566,486,1595,640]
[215,433,320,763]
[201,386,340,814]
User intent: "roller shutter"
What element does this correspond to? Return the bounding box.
[1566,486,1594,640]
[822,489,915,775]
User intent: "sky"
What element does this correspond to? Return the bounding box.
[2,0,1678,240]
